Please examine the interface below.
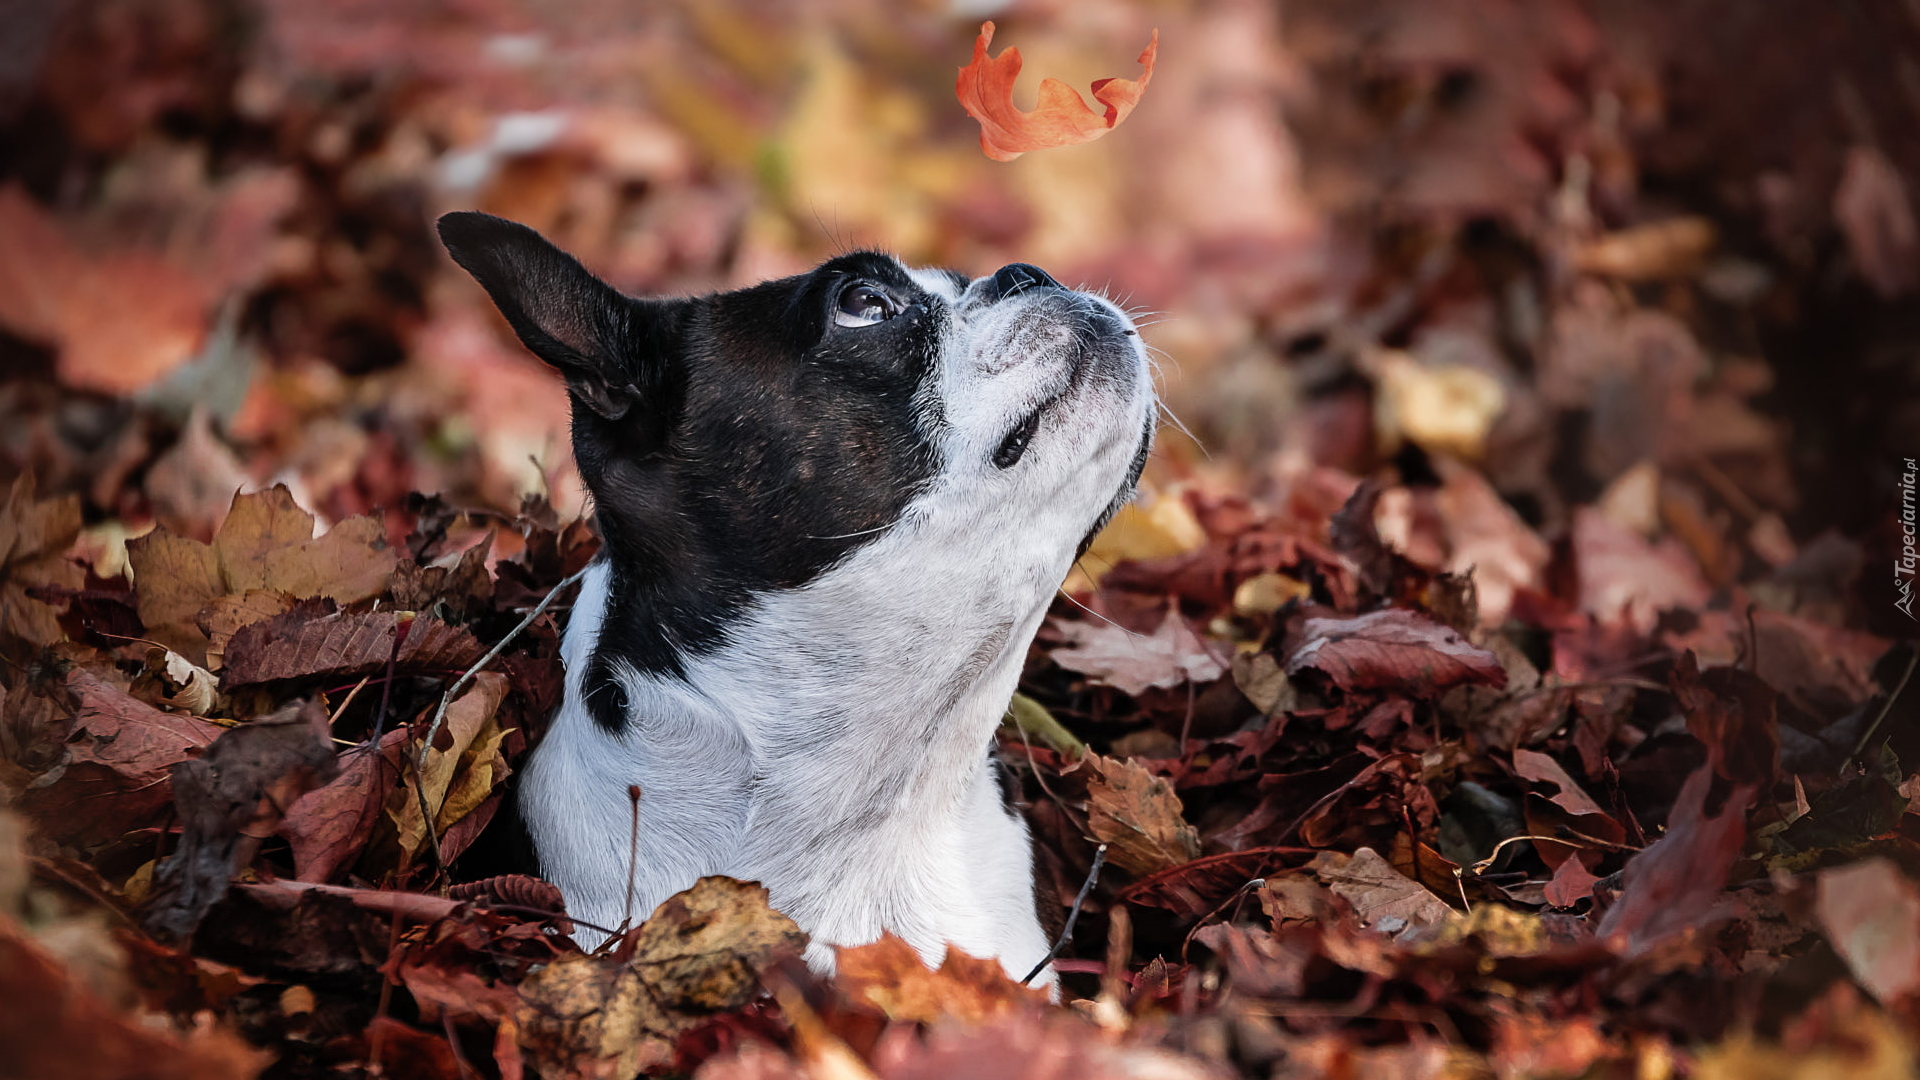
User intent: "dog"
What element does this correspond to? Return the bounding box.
[438,212,1154,987]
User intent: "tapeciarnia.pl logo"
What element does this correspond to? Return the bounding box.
[1899,457,1917,620]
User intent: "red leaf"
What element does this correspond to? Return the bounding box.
[277,726,409,883]
[956,22,1158,162]
[17,671,224,848]
[1595,766,1752,956]
[1285,608,1507,695]
[1543,853,1601,908]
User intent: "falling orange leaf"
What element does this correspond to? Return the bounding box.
[955,22,1158,162]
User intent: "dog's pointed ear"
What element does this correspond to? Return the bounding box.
[437,211,669,421]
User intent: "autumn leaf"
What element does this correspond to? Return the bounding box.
[835,932,1046,1023]
[0,474,85,649]
[1084,754,1201,876]
[1285,608,1506,696]
[1308,848,1451,936]
[1049,607,1227,697]
[955,22,1158,162]
[127,485,398,663]
[278,726,409,883]
[221,602,485,689]
[375,671,509,867]
[516,878,804,1078]
[145,700,339,942]
[17,670,225,849]
[1595,765,1752,957]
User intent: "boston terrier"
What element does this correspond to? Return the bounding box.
[437,212,1154,988]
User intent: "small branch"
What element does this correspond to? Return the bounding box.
[1022,843,1107,985]
[1848,647,1918,770]
[412,565,589,882]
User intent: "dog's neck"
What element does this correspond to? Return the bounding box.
[538,476,1073,959]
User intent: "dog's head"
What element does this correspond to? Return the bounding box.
[438,213,1153,728]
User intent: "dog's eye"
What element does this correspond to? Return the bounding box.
[834,283,901,328]
[993,410,1042,469]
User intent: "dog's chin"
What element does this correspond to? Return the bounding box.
[1076,414,1156,559]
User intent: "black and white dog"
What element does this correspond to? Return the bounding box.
[438,212,1153,988]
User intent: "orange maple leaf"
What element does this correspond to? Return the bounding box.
[956,22,1158,162]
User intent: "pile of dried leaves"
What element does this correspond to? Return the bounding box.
[4,0,1920,1078]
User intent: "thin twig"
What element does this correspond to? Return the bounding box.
[327,674,372,726]
[412,565,589,882]
[1022,843,1107,985]
[371,612,408,741]
[1848,647,1918,769]
[622,783,642,933]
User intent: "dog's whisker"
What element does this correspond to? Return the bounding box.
[1055,585,1135,635]
[1156,399,1208,458]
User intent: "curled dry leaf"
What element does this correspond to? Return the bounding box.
[1286,608,1506,696]
[835,932,1046,1024]
[956,22,1158,162]
[145,699,339,943]
[131,646,218,715]
[1085,754,1202,876]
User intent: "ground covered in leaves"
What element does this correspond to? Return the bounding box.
[4,1,1920,1078]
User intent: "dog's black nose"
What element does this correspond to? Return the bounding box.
[984,262,1059,302]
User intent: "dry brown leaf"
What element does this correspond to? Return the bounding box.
[1050,607,1227,697]
[278,726,408,883]
[0,474,85,648]
[222,604,484,688]
[517,878,804,1078]
[1084,755,1201,876]
[515,954,659,1080]
[128,486,397,664]
[835,932,1046,1024]
[379,672,508,865]
[17,670,224,849]
[1309,848,1451,935]
[198,591,297,672]
[214,486,395,602]
[127,528,225,661]
[628,876,808,1013]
